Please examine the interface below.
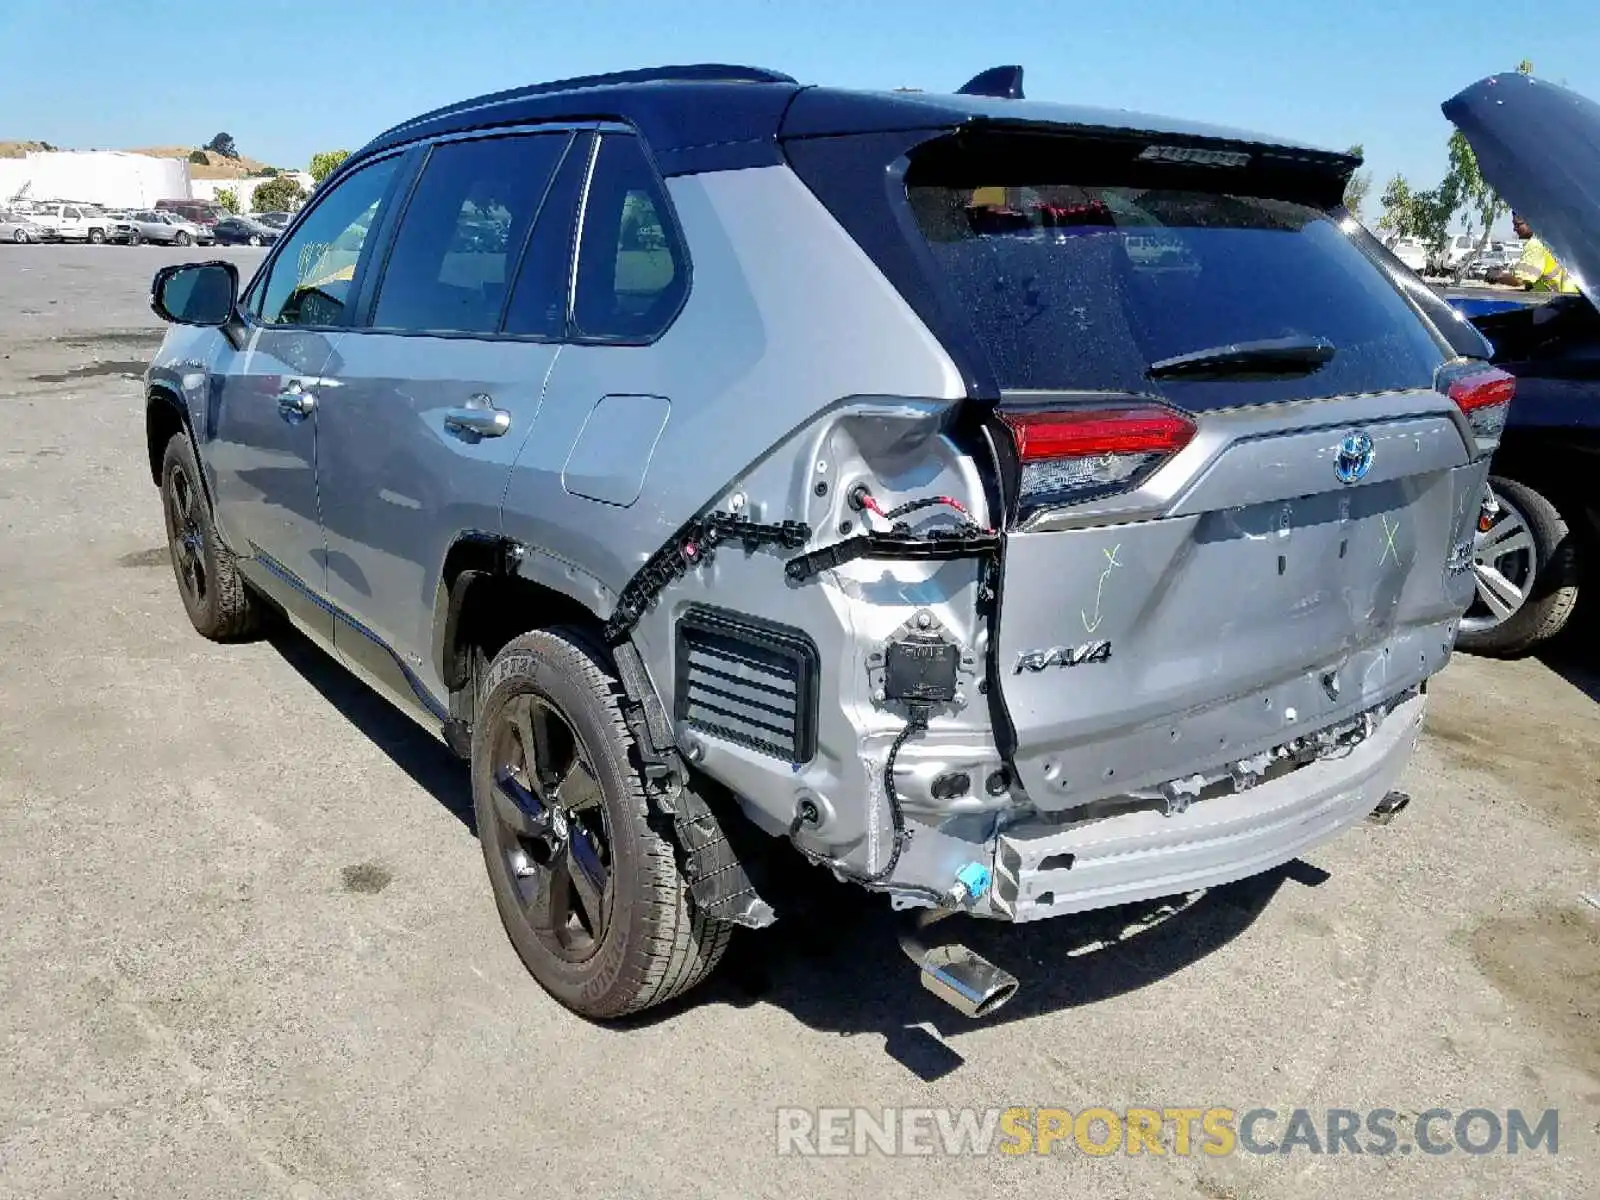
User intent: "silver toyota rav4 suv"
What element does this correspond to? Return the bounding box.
[144,64,1506,1020]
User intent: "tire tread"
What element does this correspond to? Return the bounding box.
[1459,476,1581,657]
[478,629,729,1018]
[161,433,261,642]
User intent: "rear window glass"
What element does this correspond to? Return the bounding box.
[908,179,1447,406]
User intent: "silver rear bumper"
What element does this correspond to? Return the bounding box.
[990,692,1426,921]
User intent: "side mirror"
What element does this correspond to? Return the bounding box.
[151,261,239,326]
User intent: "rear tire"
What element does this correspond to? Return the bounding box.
[160,432,262,641]
[126,230,142,247]
[1457,476,1581,657]
[472,629,730,1019]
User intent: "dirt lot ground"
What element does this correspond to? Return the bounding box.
[1,244,1597,1199]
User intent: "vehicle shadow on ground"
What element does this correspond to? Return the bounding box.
[635,858,1308,1079]
[1539,626,1600,703]
[269,626,478,834]
[267,622,1303,1076]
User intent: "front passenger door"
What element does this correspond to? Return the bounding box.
[208,154,404,637]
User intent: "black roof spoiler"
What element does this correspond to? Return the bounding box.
[957,65,1025,100]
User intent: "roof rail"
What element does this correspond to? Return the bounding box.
[957,65,1025,100]
[389,64,797,135]
[511,63,795,96]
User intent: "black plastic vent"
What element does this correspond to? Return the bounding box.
[675,607,820,764]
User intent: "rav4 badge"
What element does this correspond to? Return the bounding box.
[1014,640,1113,674]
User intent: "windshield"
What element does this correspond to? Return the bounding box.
[907,178,1447,407]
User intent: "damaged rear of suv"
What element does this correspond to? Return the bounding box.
[145,64,1501,1020]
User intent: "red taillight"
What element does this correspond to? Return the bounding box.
[1443,365,1514,442]
[999,405,1196,513]
[1447,367,1516,414]
[1000,406,1195,461]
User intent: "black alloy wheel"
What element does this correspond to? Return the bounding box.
[488,690,614,961]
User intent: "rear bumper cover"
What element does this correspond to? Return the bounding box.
[989,691,1425,921]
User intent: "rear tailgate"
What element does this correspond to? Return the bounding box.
[995,395,1482,805]
[888,128,1492,805]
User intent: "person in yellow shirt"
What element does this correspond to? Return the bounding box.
[1494,212,1580,293]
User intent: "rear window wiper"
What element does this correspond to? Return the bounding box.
[1146,336,1336,381]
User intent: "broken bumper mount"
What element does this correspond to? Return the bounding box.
[990,692,1427,921]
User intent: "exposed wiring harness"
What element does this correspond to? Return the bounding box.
[788,703,947,904]
[855,488,992,534]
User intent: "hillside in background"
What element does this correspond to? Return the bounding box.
[1,140,288,177]
[128,146,280,179]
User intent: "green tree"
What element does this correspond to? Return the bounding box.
[188,149,208,164]
[251,174,306,213]
[309,150,350,185]
[1438,131,1505,277]
[214,187,240,214]
[1377,174,1416,236]
[1342,144,1371,221]
[205,132,239,159]
[1431,59,1532,278]
[1377,173,1452,261]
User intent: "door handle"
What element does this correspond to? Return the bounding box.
[443,402,511,439]
[276,388,317,421]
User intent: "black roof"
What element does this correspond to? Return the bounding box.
[349,62,1348,179]
[354,65,804,176]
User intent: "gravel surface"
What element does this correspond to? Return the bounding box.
[1,243,1596,1199]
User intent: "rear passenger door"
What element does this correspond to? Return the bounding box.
[315,129,586,713]
[501,132,689,590]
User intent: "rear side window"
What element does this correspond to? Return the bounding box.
[570,134,687,341]
[372,132,570,334]
[502,133,591,338]
[906,138,1447,407]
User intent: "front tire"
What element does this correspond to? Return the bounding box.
[1457,476,1581,656]
[472,629,730,1019]
[87,228,105,244]
[173,230,191,247]
[12,229,25,244]
[247,234,262,246]
[160,433,262,641]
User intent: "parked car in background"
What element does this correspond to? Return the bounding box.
[211,214,280,246]
[1444,72,1600,656]
[1385,235,1430,273]
[143,63,1497,1021]
[0,211,53,243]
[1430,232,1488,276]
[108,210,213,247]
[254,211,292,229]
[154,199,224,228]
[24,201,112,244]
[1464,242,1516,280]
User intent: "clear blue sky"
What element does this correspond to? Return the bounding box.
[5,0,1597,226]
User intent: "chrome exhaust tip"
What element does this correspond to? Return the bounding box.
[898,910,1020,1019]
[916,943,1020,1018]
